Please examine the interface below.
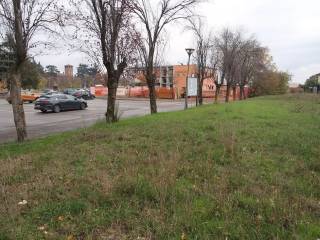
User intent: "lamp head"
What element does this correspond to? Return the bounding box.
[185,48,195,56]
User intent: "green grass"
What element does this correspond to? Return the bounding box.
[0,94,320,239]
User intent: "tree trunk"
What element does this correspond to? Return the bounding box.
[225,84,231,102]
[148,83,157,114]
[232,86,236,101]
[105,73,118,123]
[10,72,27,142]
[199,79,204,105]
[240,85,244,100]
[105,87,117,123]
[215,86,220,103]
[146,69,157,114]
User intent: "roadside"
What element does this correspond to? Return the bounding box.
[0,98,185,143]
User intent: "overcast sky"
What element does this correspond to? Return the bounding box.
[36,0,320,83]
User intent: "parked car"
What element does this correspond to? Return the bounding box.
[63,88,78,95]
[6,90,41,104]
[34,94,87,113]
[73,89,95,100]
[40,89,59,97]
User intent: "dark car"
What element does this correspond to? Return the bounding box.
[63,88,78,95]
[73,89,95,100]
[34,94,87,113]
[40,89,59,98]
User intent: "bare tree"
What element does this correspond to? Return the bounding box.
[212,32,227,103]
[0,0,58,142]
[188,17,213,105]
[230,35,270,100]
[236,39,258,100]
[213,28,243,103]
[211,28,280,102]
[131,0,200,114]
[67,0,139,122]
[224,30,242,102]
[211,49,223,103]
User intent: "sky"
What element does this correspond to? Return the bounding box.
[35,0,320,84]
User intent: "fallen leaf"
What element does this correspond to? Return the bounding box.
[181,232,187,240]
[38,226,46,231]
[67,235,76,240]
[18,200,28,205]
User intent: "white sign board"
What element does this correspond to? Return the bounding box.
[188,77,198,96]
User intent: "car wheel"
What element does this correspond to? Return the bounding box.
[41,109,47,113]
[29,101,33,103]
[53,105,61,113]
[80,103,86,110]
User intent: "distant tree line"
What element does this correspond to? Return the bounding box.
[303,73,320,92]
[0,43,99,90]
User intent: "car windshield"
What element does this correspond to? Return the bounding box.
[38,96,50,99]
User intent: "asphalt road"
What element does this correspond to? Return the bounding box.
[0,98,187,143]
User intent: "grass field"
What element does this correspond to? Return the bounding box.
[0,94,319,240]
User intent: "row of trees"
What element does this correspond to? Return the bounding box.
[1,0,289,142]
[0,0,201,141]
[44,64,99,89]
[66,0,201,121]
[190,22,290,105]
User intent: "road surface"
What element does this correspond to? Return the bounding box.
[0,98,188,143]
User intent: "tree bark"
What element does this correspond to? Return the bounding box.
[105,74,118,123]
[148,80,157,114]
[225,84,231,102]
[240,85,244,100]
[215,86,220,103]
[198,79,204,105]
[11,0,27,142]
[232,86,237,101]
[106,87,117,123]
[10,71,27,142]
[145,55,157,114]
[145,46,157,114]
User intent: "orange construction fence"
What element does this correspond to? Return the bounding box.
[91,85,249,100]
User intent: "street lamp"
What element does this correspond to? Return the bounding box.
[185,48,195,110]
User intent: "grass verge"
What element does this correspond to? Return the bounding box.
[0,94,320,239]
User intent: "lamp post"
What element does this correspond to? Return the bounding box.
[185,48,195,110]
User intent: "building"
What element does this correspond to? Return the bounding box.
[133,64,215,98]
[289,83,303,93]
[64,65,74,80]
